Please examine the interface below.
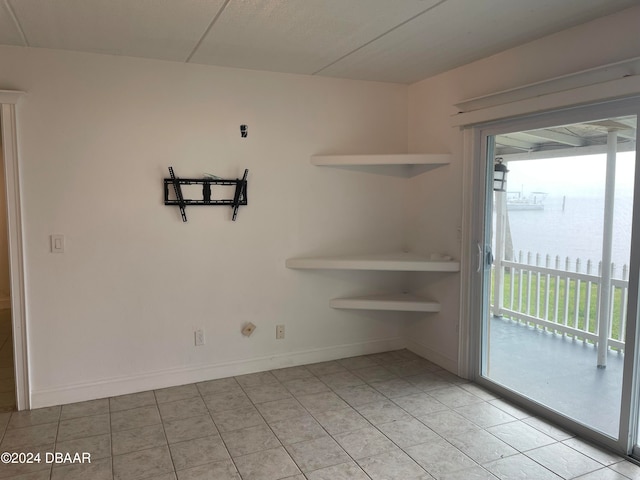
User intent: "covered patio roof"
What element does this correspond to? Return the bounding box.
[496,115,637,161]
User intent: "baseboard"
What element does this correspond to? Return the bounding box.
[405,338,458,374]
[30,336,405,408]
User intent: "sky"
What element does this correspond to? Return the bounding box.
[505,151,636,198]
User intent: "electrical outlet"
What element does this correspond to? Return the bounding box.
[276,324,285,339]
[194,328,205,346]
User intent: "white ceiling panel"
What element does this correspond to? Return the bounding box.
[189,0,443,74]
[318,0,639,83]
[0,1,25,46]
[8,0,227,61]
[0,0,637,84]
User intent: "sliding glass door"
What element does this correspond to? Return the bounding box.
[473,97,640,452]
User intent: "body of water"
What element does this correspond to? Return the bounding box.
[503,194,634,276]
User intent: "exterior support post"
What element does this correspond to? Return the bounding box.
[597,130,618,368]
[493,188,506,316]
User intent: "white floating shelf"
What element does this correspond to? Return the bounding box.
[330,293,441,312]
[285,252,460,272]
[311,154,451,167]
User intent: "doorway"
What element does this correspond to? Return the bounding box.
[0,128,14,411]
[471,97,640,453]
[0,94,29,411]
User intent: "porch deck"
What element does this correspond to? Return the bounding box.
[488,315,624,437]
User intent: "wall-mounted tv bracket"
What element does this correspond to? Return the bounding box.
[164,167,248,222]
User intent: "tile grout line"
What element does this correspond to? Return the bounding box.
[278,359,429,478]
[233,373,306,479]
[47,405,61,480]
[308,371,408,478]
[261,366,373,479]
[200,380,243,480]
[344,357,515,478]
[108,397,114,480]
[348,370,482,478]
[152,389,179,480]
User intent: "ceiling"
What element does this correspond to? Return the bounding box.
[0,0,637,84]
[496,116,637,161]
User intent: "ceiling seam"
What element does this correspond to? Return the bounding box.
[311,0,448,77]
[4,0,28,47]
[185,0,232,63]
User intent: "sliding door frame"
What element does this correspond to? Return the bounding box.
[463,95,640,455]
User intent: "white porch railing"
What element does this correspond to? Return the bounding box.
[491,251,629,353]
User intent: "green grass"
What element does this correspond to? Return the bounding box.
[491,268,626,343]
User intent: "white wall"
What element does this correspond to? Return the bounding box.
[3,5,639,407]
[405,6,640,372]
[0,46,410,407]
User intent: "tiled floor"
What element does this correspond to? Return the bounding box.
[0,349,639,479]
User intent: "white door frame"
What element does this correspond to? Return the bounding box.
[0,90,29,410]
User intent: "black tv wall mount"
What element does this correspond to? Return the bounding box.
[164,167,248,222]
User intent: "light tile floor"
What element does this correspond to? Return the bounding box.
[0,349,639,479]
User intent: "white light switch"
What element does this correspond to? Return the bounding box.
[50,234,64,253]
